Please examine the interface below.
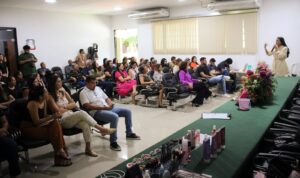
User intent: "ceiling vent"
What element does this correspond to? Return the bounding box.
[128,8,169,20]
[207,0,260,11]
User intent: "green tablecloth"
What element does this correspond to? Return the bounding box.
[99,77,299,178]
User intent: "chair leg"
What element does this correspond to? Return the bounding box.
[0,162,2,177]
[145,98,149,105]
[25,150,30,164]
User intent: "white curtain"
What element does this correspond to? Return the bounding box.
[152,12,257,54]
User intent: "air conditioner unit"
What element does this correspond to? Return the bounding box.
[128,8,169,20]
[207,0,260,11]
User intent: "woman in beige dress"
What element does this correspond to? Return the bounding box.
[264,37,290,76]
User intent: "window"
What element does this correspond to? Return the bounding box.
[114,29,138,61]
[153,18,198,54]
[153,12,257,54]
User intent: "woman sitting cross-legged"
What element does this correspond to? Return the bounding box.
[178,61,212,107]
[48,75,116,157]
[114,63,137,104]
[21,85,72,166]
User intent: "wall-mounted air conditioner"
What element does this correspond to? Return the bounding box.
[128,8,169,20]
[207,0,260,12]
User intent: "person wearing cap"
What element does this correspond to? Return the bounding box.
[18,45,38,79]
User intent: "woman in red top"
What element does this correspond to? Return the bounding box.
[189,56,199,70]
[114,63,137,104]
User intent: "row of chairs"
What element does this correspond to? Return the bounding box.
[107,71,193,109]
[253,84,300,178]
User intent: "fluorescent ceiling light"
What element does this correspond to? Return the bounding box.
[178,0,186,2]
[114,6,122,11]
[45,0,56,4]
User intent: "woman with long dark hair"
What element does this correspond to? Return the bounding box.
[21,85,72,166]
[178,61,211,106]
[189,56,199,70]
[114,63,137,104]
[138,65,164,107]
[128,61,138,80]
[264,37,290,76]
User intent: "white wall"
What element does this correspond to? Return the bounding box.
[112,0,300,72]
[258,0,300,72]
[0,7,112,69]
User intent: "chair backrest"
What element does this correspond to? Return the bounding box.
[72,88,90,113]
[7,98,30,128]
[162,73,177,87]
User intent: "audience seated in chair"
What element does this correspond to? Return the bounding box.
[64,59,74,80]
[37,62,50,84]
[5,76,19,99]
[101,60,115,98]
[195,57,229,97]
[137,65,164,107]
[0,83,15,110]
[189,56,199,70]
[122,57,129,71]
[178,61,212,107]
[0,113,21,178]
[79,76,140,151]
[160,58,170,74]
[128,61,138,80]
[217,58,237,93]
[172,58,182,75]
[48,75,116,157]
[69,64,86,89]
[114,63,137,104]
[21,85,72,166]
[207,58,219,74]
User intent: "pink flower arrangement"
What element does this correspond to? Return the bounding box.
[239,62,277,104]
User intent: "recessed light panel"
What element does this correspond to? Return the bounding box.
[45,0,56,4]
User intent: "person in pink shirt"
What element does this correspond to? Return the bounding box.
[114,63,137,104]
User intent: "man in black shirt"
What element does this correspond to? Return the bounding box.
[196,57,229,97]
[217,58,236,92]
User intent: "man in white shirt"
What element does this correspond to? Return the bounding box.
[80,76,140,151]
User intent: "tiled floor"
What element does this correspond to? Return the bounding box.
[1,95,232,178]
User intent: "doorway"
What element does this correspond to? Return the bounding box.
[0,27,19,75]
[114,29,138,62]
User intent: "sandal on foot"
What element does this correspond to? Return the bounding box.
[54,156,72,167]
[85,150,98,157]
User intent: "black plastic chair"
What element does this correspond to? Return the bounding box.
[162,73,190,106]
